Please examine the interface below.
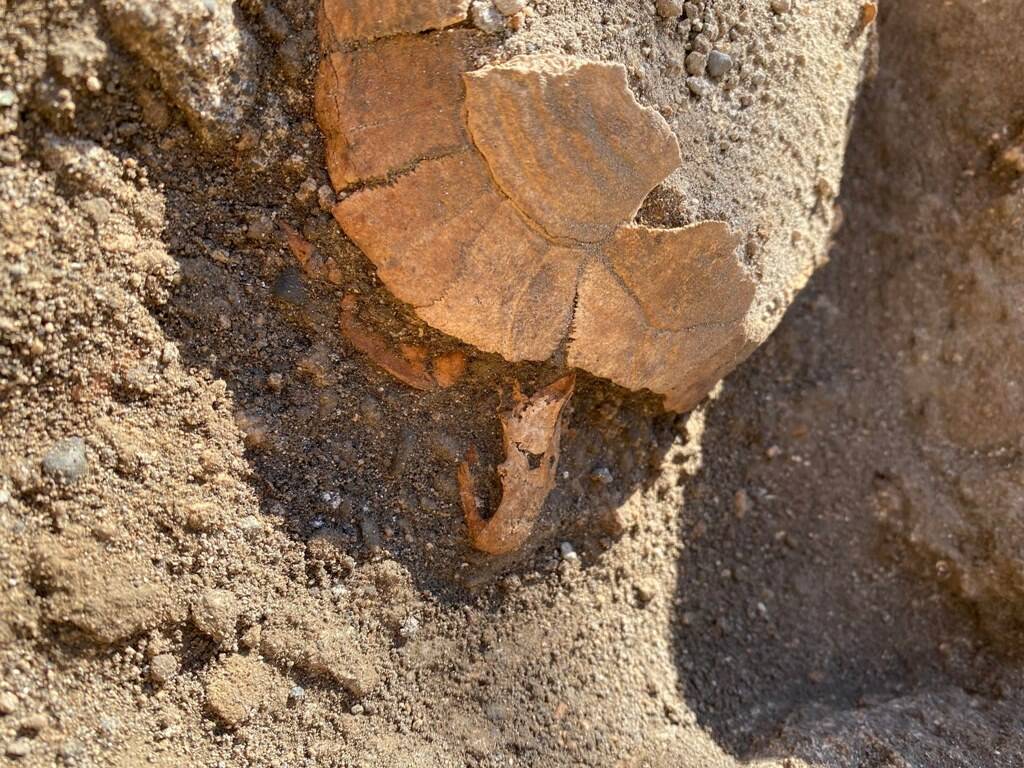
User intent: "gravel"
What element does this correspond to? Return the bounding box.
[707,50,734,78]
[655,0,684,18]
[685,51,708,76]
[238,515,263,532]
[493,0,526,15]
[41,437,88,482]
[471,1,506,31]
[149,654,178,685]
[5,739,31,759]
[399,614,421,639]
[686,76,712,98]
[191,589,240,646]
[20,714,48,733]
[0,693,17,715]
[272,268,308,306]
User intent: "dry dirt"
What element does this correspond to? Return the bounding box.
[1,0,1024,767]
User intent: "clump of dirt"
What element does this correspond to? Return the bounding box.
[100,0,260,147]
[1,0,1023,766]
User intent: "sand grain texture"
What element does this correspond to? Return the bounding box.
[2,0,1023,765]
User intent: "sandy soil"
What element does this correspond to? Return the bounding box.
[1,0,1023,766]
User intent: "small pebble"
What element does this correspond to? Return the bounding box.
[272,267,307,306]
[350,703,365,715]
[399,615,420,639]
[655,0,683,18]
[0,90,15,108]
[6,739,31,758]
[471,1,505,31]
[20,714,48,733]
[41,437,89,482]
[288,685,306,704]
[685,51,707,76]
[317,184,336,212]
[706,50,733,78]
[240,624,262,650]
[192,588,240,646]
[160,341,179,366]
[635,581,657,605]
[685,76,712,98]
[149,653,178,685]
[590,467,613,485]
[85,76,102,93]
[493,0,525,14]
[559,541,578,561]
[58,741,83,761]
[771,0,791,12]
[156,725,179,741]
[692,33,712,54]
[295,177,318,206]
[247,216,275,241]
[0,692,17,715]
[238,515,263,532]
